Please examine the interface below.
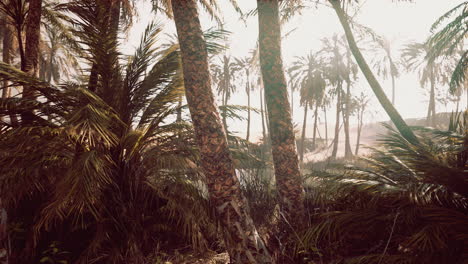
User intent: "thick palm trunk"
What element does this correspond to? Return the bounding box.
[331,86,341,159]
[312,103,319,150]
[344,79,353,159]
[260,88,267,143]
[2,8,18,127]
[290,86,294,116]
[0,199,8,264]
[21,0,43,124]
[299,102,308,164]
[257,0,305,233]
[171,1,272,263]
[330,0,419,145]
[2,18,12,100]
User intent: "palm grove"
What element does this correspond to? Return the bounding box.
[0,0,466,263]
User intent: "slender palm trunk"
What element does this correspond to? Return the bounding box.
[222,88,228,132]
[331,85,341,159]
[344,79,353,159]
[355,107,364,155]
[21,0,43,124]
[330,0,419,145]
[300,102,308,164]
[176,94,183,122]
[171,1,272,262]
[246,70,251,141]
[257,0,305,237]
[428,66,436,127]
[391,73,396,105]
[324,107,328,144]
[312,103,319,150]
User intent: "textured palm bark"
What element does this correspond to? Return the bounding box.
[260,88,268,143]
[331,86,341,159]
[2,9,18,127]
[0,199,8,264]
[21,0,43,124]
[331,0,419,145]
[257,0,305,238]
[299,102,308,164]
[171,1,272,263]
[2,16,13,100]
[22,0,42,79]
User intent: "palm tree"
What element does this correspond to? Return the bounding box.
[370,36,400,105]
[17,0,42,124]
[354,92,369,156]
[319,35,348,159]
[289,52,326,164]
[402,41,454,127]
[41,24,80,84]
[329,0,419,145]
[427,1,467,93]
[234,55,254,141]
[287,68,299,117]
[168,1,273,262]
[0,19,193,262]
[211,55,240,132]
[257,0,305,241]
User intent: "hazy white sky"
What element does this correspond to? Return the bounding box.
[126,0,466,140]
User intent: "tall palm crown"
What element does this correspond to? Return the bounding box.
[290,52,327,108]
[427,1,467,93]
[0,2,215,261]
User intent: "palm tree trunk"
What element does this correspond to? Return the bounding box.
[257,0,305,235]
[331,85,341,159]
[391,73,396,105]
[0,199,9,264]
[2,16,13,100]
[88,64,98,92]
[263,86,271,134]
[21,0,43,124]
[260,87,267,143]
[2,11,18,126]
[344,79,353,159]
[355,107,364,155]
[290,85,294,116]
[300,102,308,164]
[246,70,251,141]
[312,103,319,150]
[171,1,272,263]
[324,107,328,144]
[430,68,436,127]
[330,0,419,145]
